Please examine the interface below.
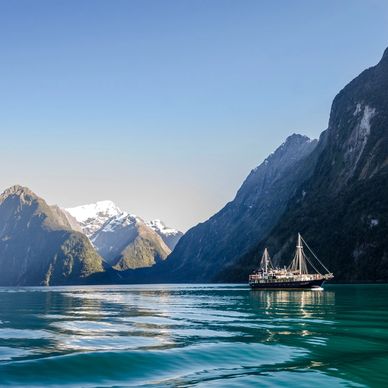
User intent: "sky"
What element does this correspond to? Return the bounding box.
[0,0,388,231]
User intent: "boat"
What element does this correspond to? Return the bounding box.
[249,234,334,290]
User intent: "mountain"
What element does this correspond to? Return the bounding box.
[146,219,183,250]
[66,201,122,238]
[159,134,318,282]
[0,185,104,286]
[67,202,180,269]
[91,213,171,270]
[221,47,388,283]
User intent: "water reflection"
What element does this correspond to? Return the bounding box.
[247,290,335,349]
[249,289,335,309]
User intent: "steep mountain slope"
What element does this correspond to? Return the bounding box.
[146,219,183,250]
[0,185,104,286]
[51,206,83,233]
[223,47,388,282]
[91,213,171,270]
[160,134,318,282]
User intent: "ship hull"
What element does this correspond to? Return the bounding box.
[249,278,325,290]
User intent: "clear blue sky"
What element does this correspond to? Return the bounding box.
[1,0,387,231]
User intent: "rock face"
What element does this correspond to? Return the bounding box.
[0,185,104,286]
[67,202,178,269]
[91,213,171,270]
[222,47,388,283]
[160,134,318,282]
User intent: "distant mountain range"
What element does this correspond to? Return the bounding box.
[1,47,387,286]
[0,190,182,285]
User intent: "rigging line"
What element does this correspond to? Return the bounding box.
[267,253,274,269]
[303,252,322,275]
[288,252,298,270]
[300,236,330,273]
[302,236,328,272]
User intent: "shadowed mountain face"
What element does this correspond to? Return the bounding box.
[157,134,318,282]
[0,186,104,286]
[223,48,388,283]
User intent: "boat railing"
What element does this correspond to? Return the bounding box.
[249,273,325,283]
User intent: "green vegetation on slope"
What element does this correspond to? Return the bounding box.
[0,185,104,286]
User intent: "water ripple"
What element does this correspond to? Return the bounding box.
[0,284,387,386]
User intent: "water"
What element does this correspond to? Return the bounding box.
[0,285,387,387]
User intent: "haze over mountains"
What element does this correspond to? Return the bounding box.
[0,47,387,286]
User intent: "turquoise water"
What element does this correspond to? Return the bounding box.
[0,285,387,387]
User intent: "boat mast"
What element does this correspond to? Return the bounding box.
[294,233,309,274]
[260,248,272,273]
[297,233,302,274]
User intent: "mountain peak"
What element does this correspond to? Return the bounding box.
[66,200,123,238]
[256,133,317,171]
[66,201,122,223]
[1,184,35,197]
[279,134,317,153]
[0,185,104,286]
[285,133,313,143]
[94,200,118,208]
[0,185,38,204]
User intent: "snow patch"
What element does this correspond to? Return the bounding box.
[93,212,139,235]
[353,103,362,116]
[360,105,375,134]
[66,201,123,237]
[67,201,122,223]
[146,219,181,237]
[344,105,376,177]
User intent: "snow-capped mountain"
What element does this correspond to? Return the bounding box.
[66,201,182,269]
[66,201,122,238]
[91,213,171,269]
[146,219,183,250]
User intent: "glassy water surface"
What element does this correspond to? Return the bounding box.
[0,284,387,387]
